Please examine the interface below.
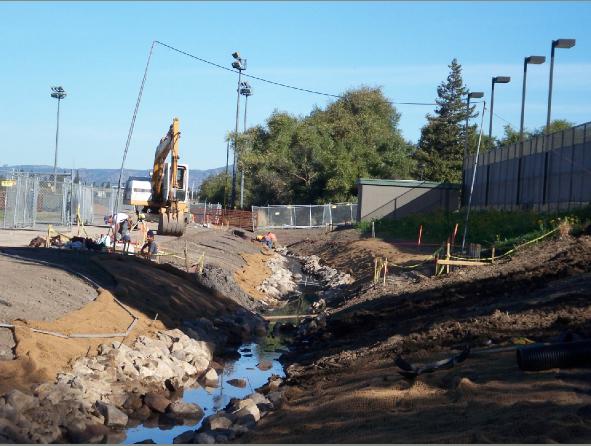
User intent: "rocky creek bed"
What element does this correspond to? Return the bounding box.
[0,247,351,444]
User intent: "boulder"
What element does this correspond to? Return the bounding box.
[256,360,273,371]
[191,355,210,375]
[202,412,235,431]
[234,403,260,423]
[267,391,284,408]
[123,394,144,413]
[194,432,216,444]
[227,378,247,388]
[172,429,196,444]
[144,393,171,413]
[67,423,110,443]
[167,401,204,419]
[203,368,219,387]
[96,402,128,428]
[247,392,271,406]
[5,389,36,412]
[130,405,152,422]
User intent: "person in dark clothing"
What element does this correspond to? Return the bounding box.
[120,216,132,253]
[140,230,158,260]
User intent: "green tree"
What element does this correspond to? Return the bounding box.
[198,171,229,204]
[239,87,414,206]
[414,59,478,183]
[534,119,575,136]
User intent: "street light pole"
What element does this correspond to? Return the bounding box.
[239,81,252,209]
[462,91,483,206]
[520,56,546,142]
[50,86,67,184]
[546,39,576,133]
[230,52,246,209]
[488,76,510,139]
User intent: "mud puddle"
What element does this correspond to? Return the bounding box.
[122,340,286,444]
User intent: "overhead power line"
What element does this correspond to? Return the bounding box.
[154,40,438,106]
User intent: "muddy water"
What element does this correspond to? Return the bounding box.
[123,341,286,444]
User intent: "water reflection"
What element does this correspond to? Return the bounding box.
[123,342,286,444]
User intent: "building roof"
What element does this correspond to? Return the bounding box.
[357,178,461,189]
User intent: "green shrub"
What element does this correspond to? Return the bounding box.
[357,206,591,251]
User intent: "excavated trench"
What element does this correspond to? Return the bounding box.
[119,251,336,444]
[0,247,347,444]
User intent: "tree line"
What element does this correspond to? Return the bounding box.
[199,59,574,207]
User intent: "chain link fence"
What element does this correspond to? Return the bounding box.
[0,172,135,229]
[252,203,358,230]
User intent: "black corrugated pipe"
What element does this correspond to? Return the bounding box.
[517,340,591,371]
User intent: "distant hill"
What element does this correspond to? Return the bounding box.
[0,165,226,190]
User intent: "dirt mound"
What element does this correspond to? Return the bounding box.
[0,253,97,325]
[0,247,263,394]
[0,289,164,394]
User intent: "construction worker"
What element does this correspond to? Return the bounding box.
[141,230,158,260]
[137,213,148,245]
[120,216,132,253]
[264,231,277,249]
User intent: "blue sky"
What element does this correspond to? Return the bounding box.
[1,1,590,173]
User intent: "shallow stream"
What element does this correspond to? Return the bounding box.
[123,340,286,444]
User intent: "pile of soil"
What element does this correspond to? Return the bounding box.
[0,246,262,395]
[0,289,164,394]
[0,254,96,324]
[243,234,591,443]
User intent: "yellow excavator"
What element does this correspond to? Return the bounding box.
[124,117,190,236]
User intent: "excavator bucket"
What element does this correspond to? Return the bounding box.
[158,212,186,236]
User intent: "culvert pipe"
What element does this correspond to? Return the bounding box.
[517,340,591,371]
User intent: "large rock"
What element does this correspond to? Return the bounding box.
[234,403,260,423]
[202,412,235,431]
[96,402,128,428]
[5,389,36,412]
[203,368,219,387]
[143,393,171,413]
[227,378,247,388]
[194,432,216,444]
[247,392,271,406]
[267,391,284,408]
[191,355,210,375]
[172,429,196,444]
[257,360,273,371]
[167,400,204,419]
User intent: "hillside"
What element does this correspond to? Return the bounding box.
[0,165,226,188]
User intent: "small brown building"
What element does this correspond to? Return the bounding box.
[357,178,460,221]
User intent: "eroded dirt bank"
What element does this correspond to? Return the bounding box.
[242,232,591,443]
[0,242,269,443]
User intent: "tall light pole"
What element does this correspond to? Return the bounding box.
[50,86,67,183]
[488,76,510,139]
[462,91,483,206]
[546,39,576,133]
[239,81,252,209]
[230,51,246,209]
[519,56,546,142]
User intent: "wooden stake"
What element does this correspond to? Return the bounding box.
[446,241,451,274]
[184,241,189,272]
[383,258,388,285]
[417,224,423,247]
[491,245,496,264]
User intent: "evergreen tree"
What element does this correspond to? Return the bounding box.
[414,59,477,183]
